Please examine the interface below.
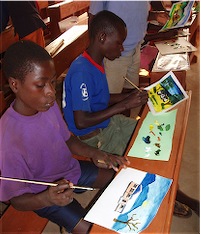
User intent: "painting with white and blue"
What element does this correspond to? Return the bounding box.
[112,173,172,233]
[84,168,172,234]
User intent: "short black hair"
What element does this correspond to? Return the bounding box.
[2,40,52,82]
[89,10,126,40]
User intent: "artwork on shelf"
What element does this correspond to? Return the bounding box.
[127,109,177,161]
[152,52,190,72]
[144,71,188,115]
[84,167,172,234]
[154,37,197,55]
[160,1,194,31]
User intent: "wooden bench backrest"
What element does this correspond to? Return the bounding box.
[48,0,90,39]
[0,26,18,55]
[45,23,89,78]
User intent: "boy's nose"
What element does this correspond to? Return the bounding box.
[46,83,56,97]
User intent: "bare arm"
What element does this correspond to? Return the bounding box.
[66,135,130,171]
[74,90,148,129]
[109,92,132,105]
[10,180,74,211]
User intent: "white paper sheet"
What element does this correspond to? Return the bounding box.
[85,168,172,233]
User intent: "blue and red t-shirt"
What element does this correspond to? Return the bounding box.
[63,51,110,136]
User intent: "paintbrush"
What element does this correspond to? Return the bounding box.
[0,176,95,191]
[123,76,142,92]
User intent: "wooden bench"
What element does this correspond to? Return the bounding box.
[0,25,18,55]
[45,19,89,78]
[47,0,90,39]
[37,1,49,21]
[0,205,48,233]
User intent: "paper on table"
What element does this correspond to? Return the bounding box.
[152,52,190,72]
[154,37,197,55]
[127,109,177,161]
[84,167,172,234]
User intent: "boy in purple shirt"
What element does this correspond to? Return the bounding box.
[0,40,129,233]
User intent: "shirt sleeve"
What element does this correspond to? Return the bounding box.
[0,150,35,201]
[70,71,93,112]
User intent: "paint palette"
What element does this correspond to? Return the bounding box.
[154,37,197,55]
[128,110,177,161]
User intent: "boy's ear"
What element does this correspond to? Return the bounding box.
[8,77,19,93]
[99,32,106,43]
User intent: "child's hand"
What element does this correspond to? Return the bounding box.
[122,89,148,110]
[48,179,74,206]
[92,151,130,172]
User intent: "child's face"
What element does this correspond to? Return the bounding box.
[12,60,57,116]
[102,27,127,61]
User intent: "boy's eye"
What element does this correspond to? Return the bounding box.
[36,83,45,88]
[51,79,56,86]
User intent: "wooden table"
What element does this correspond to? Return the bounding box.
[90,91,192,234]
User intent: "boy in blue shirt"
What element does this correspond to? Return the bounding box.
[63,10,198,219]
[63,10,148,156]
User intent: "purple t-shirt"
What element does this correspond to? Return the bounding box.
[0,101,81,201]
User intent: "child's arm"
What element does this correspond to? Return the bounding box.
[66,135,130,172]
[74,90,148,129]
[10,180,74,211]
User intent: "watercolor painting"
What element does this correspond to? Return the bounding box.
[127,109,177,161]
[144,71,188,115]
[160,1,194,31]
[84,168,172,234]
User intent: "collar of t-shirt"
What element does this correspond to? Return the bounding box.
[82,51,105,74]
